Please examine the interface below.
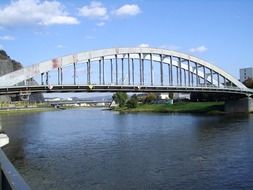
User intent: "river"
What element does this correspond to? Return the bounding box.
[1,108,253,189]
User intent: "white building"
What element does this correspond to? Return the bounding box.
[240,67,253,82]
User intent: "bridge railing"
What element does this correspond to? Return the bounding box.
[0,148,30,190]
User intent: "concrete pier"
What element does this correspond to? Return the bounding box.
[225,97,253,113]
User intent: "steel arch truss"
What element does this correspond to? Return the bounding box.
[0,47,251,94]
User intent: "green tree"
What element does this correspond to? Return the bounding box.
[144,93,157,104]
[126,94,138,108]
[112,92,128,107]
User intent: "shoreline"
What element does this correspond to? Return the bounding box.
[112,102,226,114]
[0,107,58,115]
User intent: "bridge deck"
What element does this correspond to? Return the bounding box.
[0,85,252,95]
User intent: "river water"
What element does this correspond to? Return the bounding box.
[1,108,253,190]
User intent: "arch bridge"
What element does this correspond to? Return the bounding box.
[0,47,252,96]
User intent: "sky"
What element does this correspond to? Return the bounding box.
[0,0,252,97]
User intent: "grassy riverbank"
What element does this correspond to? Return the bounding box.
[113,102,225,114]
[0,107,57,115]
[0,102,58,115]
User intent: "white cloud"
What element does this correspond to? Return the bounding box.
[138,43,150,48]
[113,4,141,16]
[189,45,208,53]
[79,1,108,20]
[96,22,105,27]
[0,0,79,27]
[85,35,95,40]
[0,35,15,41]
[56,44,65,49]
[0,44,3,49]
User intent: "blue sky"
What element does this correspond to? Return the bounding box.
[0,0,252,80]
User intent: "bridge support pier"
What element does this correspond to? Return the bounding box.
[225,97,253,113]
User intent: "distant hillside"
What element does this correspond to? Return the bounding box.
[0,50,44,102]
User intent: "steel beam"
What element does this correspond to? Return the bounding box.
[102,57,105,85]
[115,55,118,85]
[210,69,213,86]
[179,57,182,86]
[110,59,113,84]
[121,58,124,85]
[150,53,153,86]
[139,53,142,85]
[217,73,220,88]
[170,56,173,85]
[160,54,163,86]
[203,66,206,86]
[99,59,101,85]
[184,69,186,86]
[195,62,198,87]
[73,62,76,85]
[41,73,44,85]
[60,68,63,85]
[57,68,60,85]
[128,54,130,85]
[46,72,49,85]
[132,58,134,85]
[87,60,91,85]
[187,60,190,86]
[142,58,144,85]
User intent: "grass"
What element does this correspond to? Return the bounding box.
[114,102,225,114]
[0,107,57,115]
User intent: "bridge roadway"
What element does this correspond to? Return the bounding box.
[0,84,252,96]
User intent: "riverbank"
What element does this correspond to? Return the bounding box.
[113,102,225,114]
[0,107,58,115]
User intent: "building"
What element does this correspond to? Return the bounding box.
[240,67,253,82]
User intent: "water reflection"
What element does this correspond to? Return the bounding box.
[0,110,253,190]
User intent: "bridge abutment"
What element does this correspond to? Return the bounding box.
[225,97,253,113]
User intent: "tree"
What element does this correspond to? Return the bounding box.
[144,93,157,104]
[126,94,138,108]
[243,78,253,88]
[112,92,128,107]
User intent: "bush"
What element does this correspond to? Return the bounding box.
[126,95,138,108]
